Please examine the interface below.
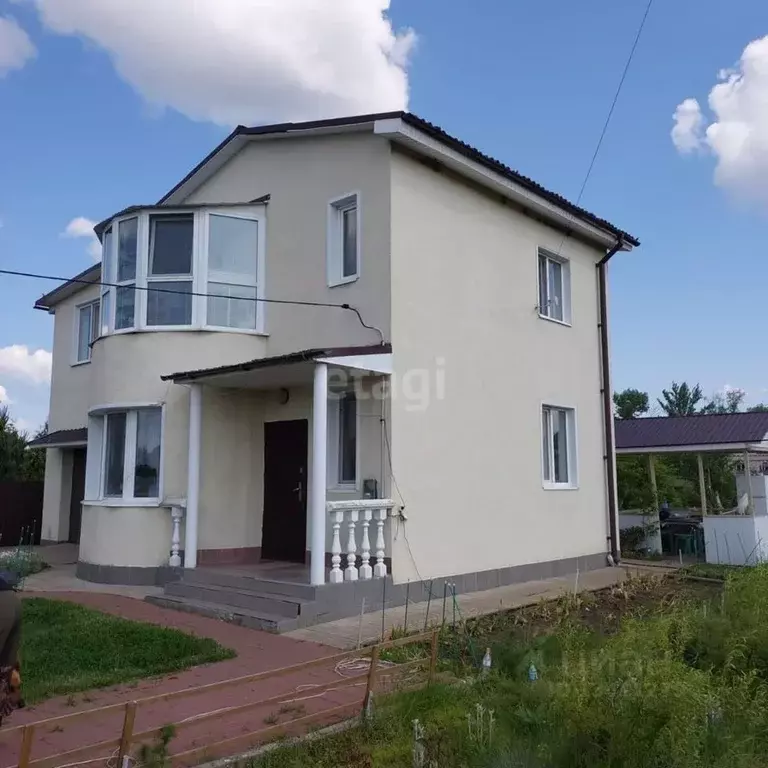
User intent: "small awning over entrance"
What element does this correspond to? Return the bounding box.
[27,428,87,449]
[615,412,768,455]
[160,343,392,388]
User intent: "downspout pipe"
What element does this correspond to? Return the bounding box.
[598,239,625,565]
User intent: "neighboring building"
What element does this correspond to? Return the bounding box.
[31,112,638,629]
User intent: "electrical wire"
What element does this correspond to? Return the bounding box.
[0,267,385,342]
[574,0,655,206]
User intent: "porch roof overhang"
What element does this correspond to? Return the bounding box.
[27,427,87,449]
[160,343,392,389]
[615,412,768,455]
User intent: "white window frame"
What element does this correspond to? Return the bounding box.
[113,215,140,332]
[537,248,572,326]
[97,205,267,336]
[145,211,197,330]
[84,404,164,506]
[326,390,360,491]
[327,192,361,287]
[100,225,114,336]
[200,207,266,334]
[72,298,101,365]
[541,403,578,490]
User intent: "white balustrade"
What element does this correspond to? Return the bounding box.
[326,499,394,582]
[329,509,345,584]
[166,502,186,568]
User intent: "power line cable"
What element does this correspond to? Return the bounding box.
[0,267,385,341]
[574,0,654,206]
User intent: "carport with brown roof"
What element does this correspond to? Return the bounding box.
[615,412,768,517]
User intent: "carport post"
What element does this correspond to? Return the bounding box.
[310,363,328,586]
[185,383,202,568]
[745,450,754,515]
[648,454,659,511]
[697,454,707,516]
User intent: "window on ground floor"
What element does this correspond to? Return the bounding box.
[87,406,163,503]
[542,404,577,488]
[327,390,358,488]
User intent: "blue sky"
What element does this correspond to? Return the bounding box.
[0,0,767,429]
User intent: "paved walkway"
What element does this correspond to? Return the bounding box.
[287,565,648,648]
[0,594,357,767]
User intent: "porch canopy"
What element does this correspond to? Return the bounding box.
[161,343,392,585]
[615,412,768,515]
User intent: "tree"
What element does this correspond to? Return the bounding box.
[657,382,706,416]
[614,388,649,420]
[702,387,746,414]
[748,404,768,413]
[0,406,46,482]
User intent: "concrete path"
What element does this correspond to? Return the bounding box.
[286,565,648,648]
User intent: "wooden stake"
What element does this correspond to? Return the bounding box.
[363,645,380,713]
[429,630,439,685]
[117,701,137,768]
[18,724,35,768]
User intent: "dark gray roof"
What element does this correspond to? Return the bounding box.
[615,412,768,451]
[161,343,392,383]
[27,428,87,449]
[158,111,639,246]
[34,264,100,311]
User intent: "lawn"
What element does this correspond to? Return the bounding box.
[20,598,235,703]
[251,567,768,768]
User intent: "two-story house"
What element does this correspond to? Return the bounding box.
[31,112,638,631]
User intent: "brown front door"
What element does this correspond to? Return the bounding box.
[69,448,87,544]
[261,420,308,563]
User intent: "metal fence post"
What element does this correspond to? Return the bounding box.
[429,630,439,685]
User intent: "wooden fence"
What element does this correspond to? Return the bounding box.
[2,630,440,768]
[0,483,43,547]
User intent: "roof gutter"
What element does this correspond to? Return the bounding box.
[598,238,625,564]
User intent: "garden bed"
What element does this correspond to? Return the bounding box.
[251,571,768,768]
[20,598,235,703]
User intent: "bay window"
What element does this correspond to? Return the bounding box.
[98,205,264,335]
[88,406,163,503]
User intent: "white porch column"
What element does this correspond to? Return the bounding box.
[185,383,202,569]
[311,362,328,586]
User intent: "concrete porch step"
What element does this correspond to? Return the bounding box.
[164,581,315,619]
[145,594,299,633]
[179,569,317,601]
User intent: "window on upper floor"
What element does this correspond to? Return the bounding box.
[327,193,360,286]
[541,404,577,489]
[98,205,264,337]
[74,299,101,364]
[88,406,163,503]
[538,249,571,324]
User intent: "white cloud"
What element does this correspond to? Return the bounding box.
[0,345,52,384]
[26,0,416,125]
[0,16,36,77]
[0,385,10,404]
[672,35,768,203]
[62,216,101,260]
[671,98,704,153]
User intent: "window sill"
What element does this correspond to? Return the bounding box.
[327,484,360,494]
[103,326,269,337]
[538,313,572,328]
[71,358,91,368]
[82,498,164,508]
[328,274,359,288]
[542,482,579,491]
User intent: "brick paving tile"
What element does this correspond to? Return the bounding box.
[0,593,369,767]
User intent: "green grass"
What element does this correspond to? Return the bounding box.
[682,562,741,580]
[20,598,235,703]
[251,569,768,767]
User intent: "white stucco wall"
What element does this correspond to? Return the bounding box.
[182,132,392,353]
[41,448,72,542]
[47,284,101,431]
[388,150,611,583]
[79,504,172,568]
